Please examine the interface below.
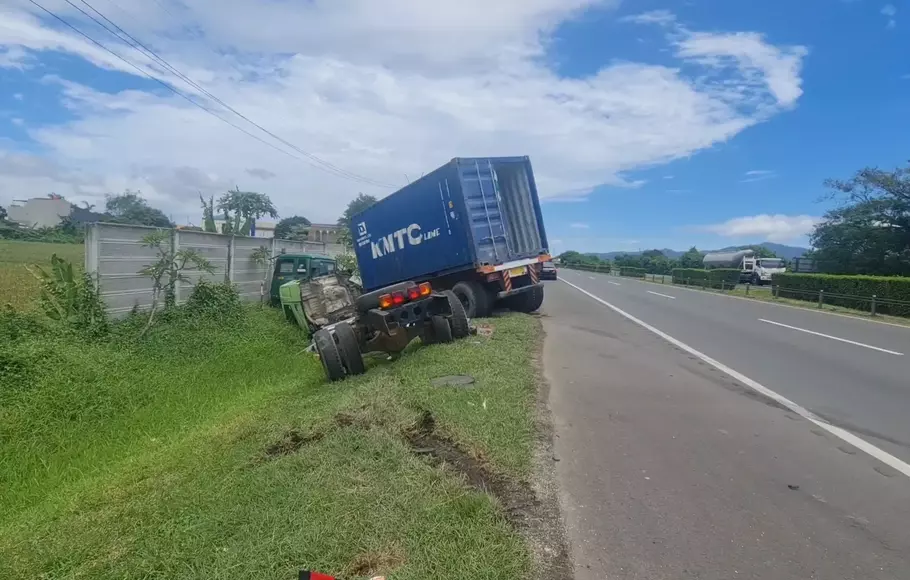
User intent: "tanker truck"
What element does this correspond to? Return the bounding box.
[702,249,785,285]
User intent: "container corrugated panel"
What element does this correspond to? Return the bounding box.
[353,156,549,291]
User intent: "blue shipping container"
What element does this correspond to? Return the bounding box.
[352,157,550,292]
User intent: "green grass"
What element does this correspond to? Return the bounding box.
[0,240,84,310]
[0,308,540,579]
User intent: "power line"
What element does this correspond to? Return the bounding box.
[74,0,395,188]
[69,0,395,188]
[27,0,396,189]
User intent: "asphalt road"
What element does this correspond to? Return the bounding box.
[542,272,910,580]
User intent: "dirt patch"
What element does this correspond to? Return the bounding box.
[263,429,323,458]
[346,546,405,578]
[403,407,571,580]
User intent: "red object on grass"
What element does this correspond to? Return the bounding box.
[300,571,336,580]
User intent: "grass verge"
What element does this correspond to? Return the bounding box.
[0,240,85,310]
[0,307,542,579]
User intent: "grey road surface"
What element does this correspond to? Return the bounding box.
[557,269,910,463]
[542,276,910,580]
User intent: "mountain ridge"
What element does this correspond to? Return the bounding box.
[592,242,809,261]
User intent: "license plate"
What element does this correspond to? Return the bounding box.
[508,266,527,277]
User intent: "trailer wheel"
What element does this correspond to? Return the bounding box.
[314,329,346,382]
[334,322,365,376]
[512,285,545,313]
[443,290,471,339]
[430,315,453,343]
[452,281,492,318]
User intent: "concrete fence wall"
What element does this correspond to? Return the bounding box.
[85,222,344,316]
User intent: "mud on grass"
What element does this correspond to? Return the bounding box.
[0,311,557,580]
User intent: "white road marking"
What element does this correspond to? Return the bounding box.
[759,319,904,356]
[621,274,910,330]
[647,290,676,300]
[589,276,596,280]
[560,278,910,481]
[607,281,621,286]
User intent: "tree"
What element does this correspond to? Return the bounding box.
[743,245,778,259]
[337,193,378,231]
[811,162,910,276]
[678,247,704,269]
[137,230,214,337]
[0,205,7,223]
[200,195,217,233]
[105,190,173,228]
[217,187,278,236]
[274,215,311,240]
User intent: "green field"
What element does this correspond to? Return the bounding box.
[0,240,85,310]
[0,304,542,579]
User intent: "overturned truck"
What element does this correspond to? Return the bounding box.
[280,274,470,382]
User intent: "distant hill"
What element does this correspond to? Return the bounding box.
[593,242,809,261]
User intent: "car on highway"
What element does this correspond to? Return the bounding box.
[541,261,557,280]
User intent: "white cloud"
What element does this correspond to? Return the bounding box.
[621,10,676,26]
[11,118,24,126]
[0,1,808,223]
[570,223,590,229]
[881,4,897,28]
[741,169,777,182]
[13,93,23,100]
[700,214,821,242]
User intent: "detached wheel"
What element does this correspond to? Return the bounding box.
[512,285,544,313]
[452,281,493,318]
[334,322,365,376]
[443,290,470,339]
[314,329,345,382]
[430,315,454,343]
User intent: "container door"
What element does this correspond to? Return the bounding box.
[489,159,544,260]
[459,160,511,266]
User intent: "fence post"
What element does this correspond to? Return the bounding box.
[871,295,877,317]
[227,235,236,284]
[773,285,779,299]
[702,278,707,290]
[721,280,725,292]
[745,283,750,296]
[171,228,181,304]
[818,289,824,309]
[662,275,666,284]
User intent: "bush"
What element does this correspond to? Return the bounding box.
[183,280,243,319]
[28,254,108,339]
[772,273,910,317]
[672,268,741,289]
[619,267,646,278]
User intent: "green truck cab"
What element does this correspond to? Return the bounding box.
[269,253,338,305]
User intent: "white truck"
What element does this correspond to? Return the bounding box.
[702,249,786,285]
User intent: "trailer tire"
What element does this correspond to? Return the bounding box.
[443,290,471,339]
[452,281,492,318]
[512,285,545,313]
[334,322,365,376]
[431,315,454,343]
[314,329,346,382]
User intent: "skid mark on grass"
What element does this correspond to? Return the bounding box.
[263,429,324,458]
[402,409,572,580]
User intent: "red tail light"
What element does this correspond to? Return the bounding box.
[392,291,405,305]
[418,282,432,296]
[407,287,420,300]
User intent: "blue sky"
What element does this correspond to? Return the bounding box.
[1,0,908,252]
